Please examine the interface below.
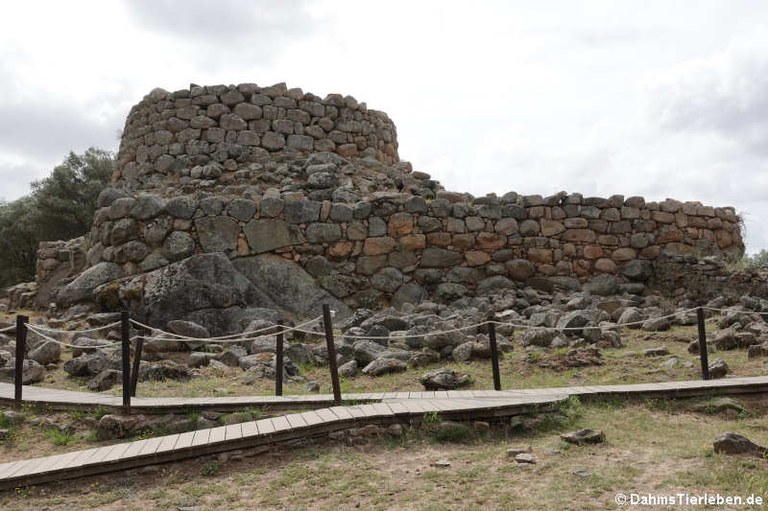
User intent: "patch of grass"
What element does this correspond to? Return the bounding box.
[43,427,75,446]
[199,461,221,477]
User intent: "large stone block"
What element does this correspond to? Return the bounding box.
[195,217,240,252]
[243,219,305,253]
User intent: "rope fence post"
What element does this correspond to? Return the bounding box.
[130,328,145,397]
[121,311,131,414]
[696,307,710,380]
[487,315,502,391]
[14,315,28,409]
[322,304,342,405]
[275,320,284,397]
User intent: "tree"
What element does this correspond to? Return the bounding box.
[29,147,115,241]
[0,197,39,287]
[0,148,115,288]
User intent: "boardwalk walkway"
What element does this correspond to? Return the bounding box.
[1,376,767,490]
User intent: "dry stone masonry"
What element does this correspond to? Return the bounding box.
[45,82,745,323]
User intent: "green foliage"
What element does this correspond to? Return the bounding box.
[0,196,39,287]
[743,249,768,269]
[200,461,221,477]
[43,427,75,446]
[29,148,114,241]
[0,148,114,288]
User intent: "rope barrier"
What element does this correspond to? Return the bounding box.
[9,304,731,349]
[24,324,121,349]
[24,321,121,335]
[128,315,325,344]
[0,325,14,333]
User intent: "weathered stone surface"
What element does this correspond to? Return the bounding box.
[233,254,350,319]
[87,369,122,391]
[362,357,407,376]
[28,341,61,365]
[560,429,605,445]
[713,432,768,456]
[243,219,305,253]
[57,262,124,307]
[0,359,45,384]
[162,231,195,261]
[420,248,463,268]
[195,216,240,252]
[420,368,472,390]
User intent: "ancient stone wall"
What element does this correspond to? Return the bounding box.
[40,82,746,312]
[115,83,399,191]
[85,186,743,309]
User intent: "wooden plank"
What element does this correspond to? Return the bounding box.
[136,436,165,457]
[285,413,308,429]
[2,458,41,479]
[190,428,211,447]
[154,434,181,454]
[172,431,197,451]
[241,421,259,437]
[315,408,338,423]
[208,426,227,445]
[224,424,243,442]
[120,440,150,459]
[328,406,354,421]
[101,441,136,463]
[301,410,325,426]
[256,418,276,435]
[271,416,291,432]
[0,461,23,480]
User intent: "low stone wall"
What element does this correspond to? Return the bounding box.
[34,238,86,308]
[84,184,743,308]
[115,83,399,191]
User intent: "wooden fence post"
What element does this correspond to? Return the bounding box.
[275,320,284,397]
[14,315,28,409]
[121,311,131,414]
[696,307,710,380]
[322,305,342,405]
[488,315,502,391]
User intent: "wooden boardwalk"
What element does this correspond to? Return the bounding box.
[1,376,767,490]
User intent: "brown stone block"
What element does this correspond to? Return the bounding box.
[573,259,591,277]
[651,211,675,224]
[675,212,688,228]
[540,218,565,236]
[562,243,577,256]
[451,234,475,251]
[328,241,354,258]
[620,206,640,220]
[538,264,557,276]
[388,212,414,237]
[399,234,426,251]
[639,245,661,259]
[601,208,620,221]
[598,234,620,246]
[716,230,734,248]
[583,245,603,259]
[635,220,656,232]
[657,226,683,243]
[707,218,723,230]
[687,216,707,228]
[476,232,507,250]
[564,217,589,229]
[562,229,597,243]
[611,247,637,261]
[555,260,572,275]
[528,248,553,264]
[357,255,387,275]
[495,218,519,236]
[363,236,397,255]
[465,250,491,267]
[426,232,452,247]
[594,258,617,273]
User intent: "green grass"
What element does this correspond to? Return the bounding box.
[42,427,75,446]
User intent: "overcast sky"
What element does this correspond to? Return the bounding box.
[3,1,768,252]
